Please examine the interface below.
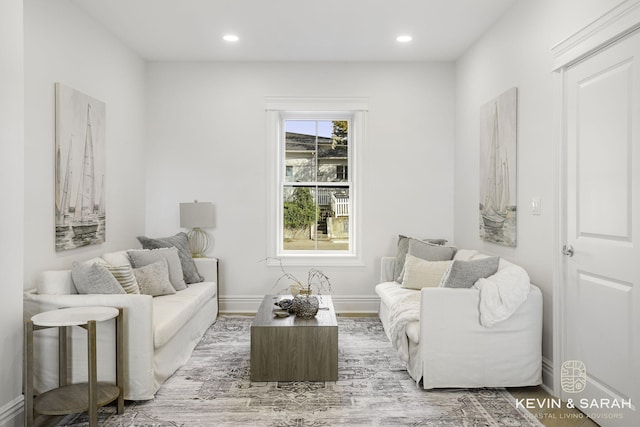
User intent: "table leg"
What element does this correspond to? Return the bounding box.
[58,325,67,387]
[87,320,97,427]
[24,321,33,427]
[116,308,124,414]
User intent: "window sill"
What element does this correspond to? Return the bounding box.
[266,253,365,267]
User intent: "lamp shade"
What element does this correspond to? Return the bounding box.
[180,202,214,229]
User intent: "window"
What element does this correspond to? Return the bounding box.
[266,97,367,265]
[283,119,350,252]
[336,165,348,180]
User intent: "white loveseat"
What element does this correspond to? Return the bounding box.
[375,249,542,389]
[23,254,218,401]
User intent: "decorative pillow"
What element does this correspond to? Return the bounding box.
[105,264,140,294]
[442,257,500,288]
[101,250,132,268]
[128,247,187,291]
[393,235,450,282]
[37,270,77,295]
[71,262,126,295]
[137,233,203,284]
[408,238,457,262]
[401,255,453,290]
[133,259,176,297]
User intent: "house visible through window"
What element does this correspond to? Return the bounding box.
[282,119,351,252]
[336,165,348,180]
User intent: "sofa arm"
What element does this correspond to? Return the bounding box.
[419,286,542,388]
[194,257,218,283]
[380,257,396,283]
[24,289,156,400]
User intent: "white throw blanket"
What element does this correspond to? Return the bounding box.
[474,264,531,327]
[388,291,421,364]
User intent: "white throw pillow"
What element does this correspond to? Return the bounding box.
[101,250,132,267]
[37,270,77,295]
[401,255,453,290]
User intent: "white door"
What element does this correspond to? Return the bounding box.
[563,30,640,427]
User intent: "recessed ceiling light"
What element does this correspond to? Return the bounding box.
[396,35,412,43]
[223,34,239,42]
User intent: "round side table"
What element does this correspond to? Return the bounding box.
[24,306,124,427]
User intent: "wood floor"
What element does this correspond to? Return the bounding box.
[508,386,601,427]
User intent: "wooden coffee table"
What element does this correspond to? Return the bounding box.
[250,295,338,382]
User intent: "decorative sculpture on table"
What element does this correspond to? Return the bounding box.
[266,258,332,319]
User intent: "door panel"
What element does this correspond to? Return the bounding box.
[565,30,640,426]
[576,60,632,240]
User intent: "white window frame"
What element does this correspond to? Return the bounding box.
[266,97,367,266]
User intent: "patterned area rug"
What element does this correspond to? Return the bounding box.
[59,316,541,426]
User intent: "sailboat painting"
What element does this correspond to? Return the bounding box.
[55,83,106,251]
[479,87,517,247]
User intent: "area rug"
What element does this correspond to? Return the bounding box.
[59,316,542,426]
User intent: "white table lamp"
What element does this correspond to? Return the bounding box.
[180,201,214,257]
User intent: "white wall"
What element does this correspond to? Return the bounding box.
[145,62,456,311]
[0,1,24,424]
[23,0,147,289]
[454,0,625,384]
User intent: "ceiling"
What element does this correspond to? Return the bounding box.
[70,0,518,62]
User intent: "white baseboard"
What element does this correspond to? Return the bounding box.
[220,294,380,315]
[0,395,23,427]
[541,356,555,396]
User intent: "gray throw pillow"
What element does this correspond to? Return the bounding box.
[128,247,187,291]
[71,262,126,295]
[408,238,457,262]
[393,235,449,282]
[137,233,203,284]
[133,259,176,297]
[442,257,500,288]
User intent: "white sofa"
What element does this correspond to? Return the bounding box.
[23,254,218,401]
[375,250,542,389]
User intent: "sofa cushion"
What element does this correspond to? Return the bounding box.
[106,264,140,294]
[401,255,452,290]
[137,233,203,284]
[152,282,217,349]
[37,270,77,295]
[376,281,421,344]
[408,238,457,262]
[442,257,500,288]
[134,259,176,297]
[101,250,132,268]
[71,262,126,295]
[453,249,479,261]
[406,322,420,344]
[395,239,457,284]
[375,281,417,311]
[128,248,187,291]
[393,235,449,282]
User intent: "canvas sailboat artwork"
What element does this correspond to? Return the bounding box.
[479,88,517,247]
[55,83,106,251]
